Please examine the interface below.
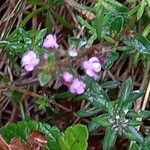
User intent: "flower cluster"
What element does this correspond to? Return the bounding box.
[21,33,59,72]
[21,51,39,72]
[82,57,101,80]
[21,33,102,95]
[63,72,86,95]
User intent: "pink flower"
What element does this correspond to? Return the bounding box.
[21,51,39,71]
[69,78,86,94]
[43,34,58,49]
[82,57,101,80]
[63,72,73,83]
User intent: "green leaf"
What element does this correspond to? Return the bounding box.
[101,81,120,89]
[87,33,97,46]
[39,73,51,86]
[127,90,144,101]
[27,0,45,5]
[104,51,119,70]
[110,15,124,36]
[127,110,150,119]
[17,28,32,45]
[93,6,104,40]
[45,11,52,33]
[68,37,86,49]
[119,78,132,102]
[0,120,61,150]
[128,120,143,126]
[91,114,110,128]
[103,128,117,150]
[8,91,22,104]
[77,15,93,31]
[123,126,143,143]
[35,28,47,46]
[119,90,143,112]
[130,143,139,150]
[52,92,73,99]
[125,32,150,55]
[88,120,100,132]
[77,107,102,118]
[137,0,147,21]
[84,83,109,108]
[105,101,115,116]
[59,124,88,150]
[35,96,50,111]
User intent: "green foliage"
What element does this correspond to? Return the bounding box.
[39,73,52,86]
[0,121,88,150]
[0,28,46,57]
[0,120,61,150]
[104,51,119,70]
[103,128,117,150]
[68,37,87,49]
[59,124,88,150]
[101,80,120,89]
[35,96,50,112]
[78,78,150,149]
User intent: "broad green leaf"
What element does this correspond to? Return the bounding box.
[103,128,117,150]
[59,124,88,150]
[137,0,147,21]
[123,126,143,143]
[101,81,120,89]
[39,73,51,86]
[77,107,102,118]
[0,120,61,150]
[104,51,119,70]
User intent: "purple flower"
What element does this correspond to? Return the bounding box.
[21,51,39,71]
[43,34,58,49]
[69,78,86,94]
[82,57,101,80]
[63,72,73,83]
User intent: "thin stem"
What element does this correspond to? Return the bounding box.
[19,101,25,120]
